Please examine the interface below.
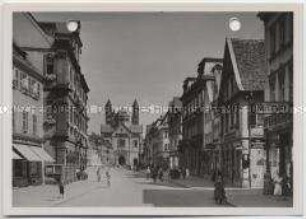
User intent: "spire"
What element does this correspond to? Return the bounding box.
[132,99,139,125]
[106,99,112,107]
[105,99,112,125]
[133,99,139,107]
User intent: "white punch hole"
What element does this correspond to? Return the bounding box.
[66,20,79,32]
[229,17,241,32]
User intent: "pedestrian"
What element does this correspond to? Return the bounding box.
[182,167,186,179]
[273,171,283,196]
[146,166,151,180]
[152,167,158,183]
[58,177,65,199]
[214,174,226,204]
[106,170,111,187]
[186,168,190,178]
[158,167,163,182]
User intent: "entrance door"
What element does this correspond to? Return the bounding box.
[119,156,126,165]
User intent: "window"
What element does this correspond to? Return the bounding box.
[270,25,276,57]
[12,111,16,132]
[134,140,138,148]
[45,54,54,75]
[22,110,28,134]
[249,112,256,126]
[29,78,35,95]
[33,114,37,135]
[279,19,285,48]
[13,68,19,89]
[164,131,168,139]
[289,62,293,101]
[13,160,24,177]
[20,72,28,92]
[269,75,276,102]
[287,13,293,44]
[236,108,240,127]
[278,69,285,102]
[118,138,125,148]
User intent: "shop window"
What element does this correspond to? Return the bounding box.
[13,159,24,177]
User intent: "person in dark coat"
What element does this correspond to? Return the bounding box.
[58,177,65,199]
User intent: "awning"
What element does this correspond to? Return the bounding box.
[30,146,55,162]
[13,144,42,162]
[13,150,23,159]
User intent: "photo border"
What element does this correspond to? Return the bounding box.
[1,1,304,216]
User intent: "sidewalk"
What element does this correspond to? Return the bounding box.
[225,189,293,207]
[13,179,103,207]
[149,173,293,207]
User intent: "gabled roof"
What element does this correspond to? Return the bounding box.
[227,38,268,91]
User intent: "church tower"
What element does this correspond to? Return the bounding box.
[105,99,112,125]
[132,99,139,125]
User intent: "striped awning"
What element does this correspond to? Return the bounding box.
[13,144,42,162]
[13,150,23,159]
[30,146,54,162]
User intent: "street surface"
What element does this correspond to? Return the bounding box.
[13,167,229,207]
[57,167,226,207]
[13,167,292,207]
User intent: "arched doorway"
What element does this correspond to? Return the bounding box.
[118,156,126,165]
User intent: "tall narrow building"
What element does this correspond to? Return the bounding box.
[105,99,113,125]
[132,99,139,125]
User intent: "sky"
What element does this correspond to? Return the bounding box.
[34,12,264,134]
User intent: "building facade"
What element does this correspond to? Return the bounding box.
[100,99,143,169]
[218,38,268,188]
[258,13,293,194]
[167,97,182,169]
[200,59,223,179]
[180,58,222,176]
[144,114,170,169]
[180,76,201,175]
[38,20,90,183]
[12,13,54,187]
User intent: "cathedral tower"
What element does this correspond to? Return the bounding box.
[105,99,112,125]
[132,99,139,125]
